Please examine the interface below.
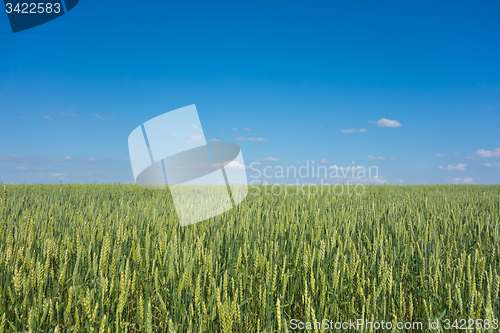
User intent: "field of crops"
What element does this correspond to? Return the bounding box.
[0,184,498,332]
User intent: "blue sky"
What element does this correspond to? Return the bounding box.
[1,0,499,185]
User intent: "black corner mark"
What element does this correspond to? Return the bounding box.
[3,0,79,33]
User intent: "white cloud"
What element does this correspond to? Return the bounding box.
[349,176,387,184]
[93,113,114,120]
[51,173,67,180]
[244,128,251,131]
[64,156,72,159]
[191,124,198,129]
[16,166,27,170]
[482,162,500,168]
[186,134,204,143]
[232,127,237,130]
[474,148,500,158]
[453,152,460,156]
[88,158,97,161]
[0,155,74,164]
[389,157,397,160]
[59,109,78,117]
[207,138,220,142]
[365,155,385,160]
[452,177,475,184]
[364,177,387,184]
[341,128,367,133]
[236,137,266,142]
[259,157,278,161]
[319,175,387,185]
[435,154,446,157]
[369,118,402,128]
[439,163,467,171]
[320,158,328,163]
[44,116,51,120]
[225,161,247,170]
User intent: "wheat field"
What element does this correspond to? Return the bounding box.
[0,184,498,332]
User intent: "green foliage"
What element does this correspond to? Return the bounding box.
[0,184,498,332]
